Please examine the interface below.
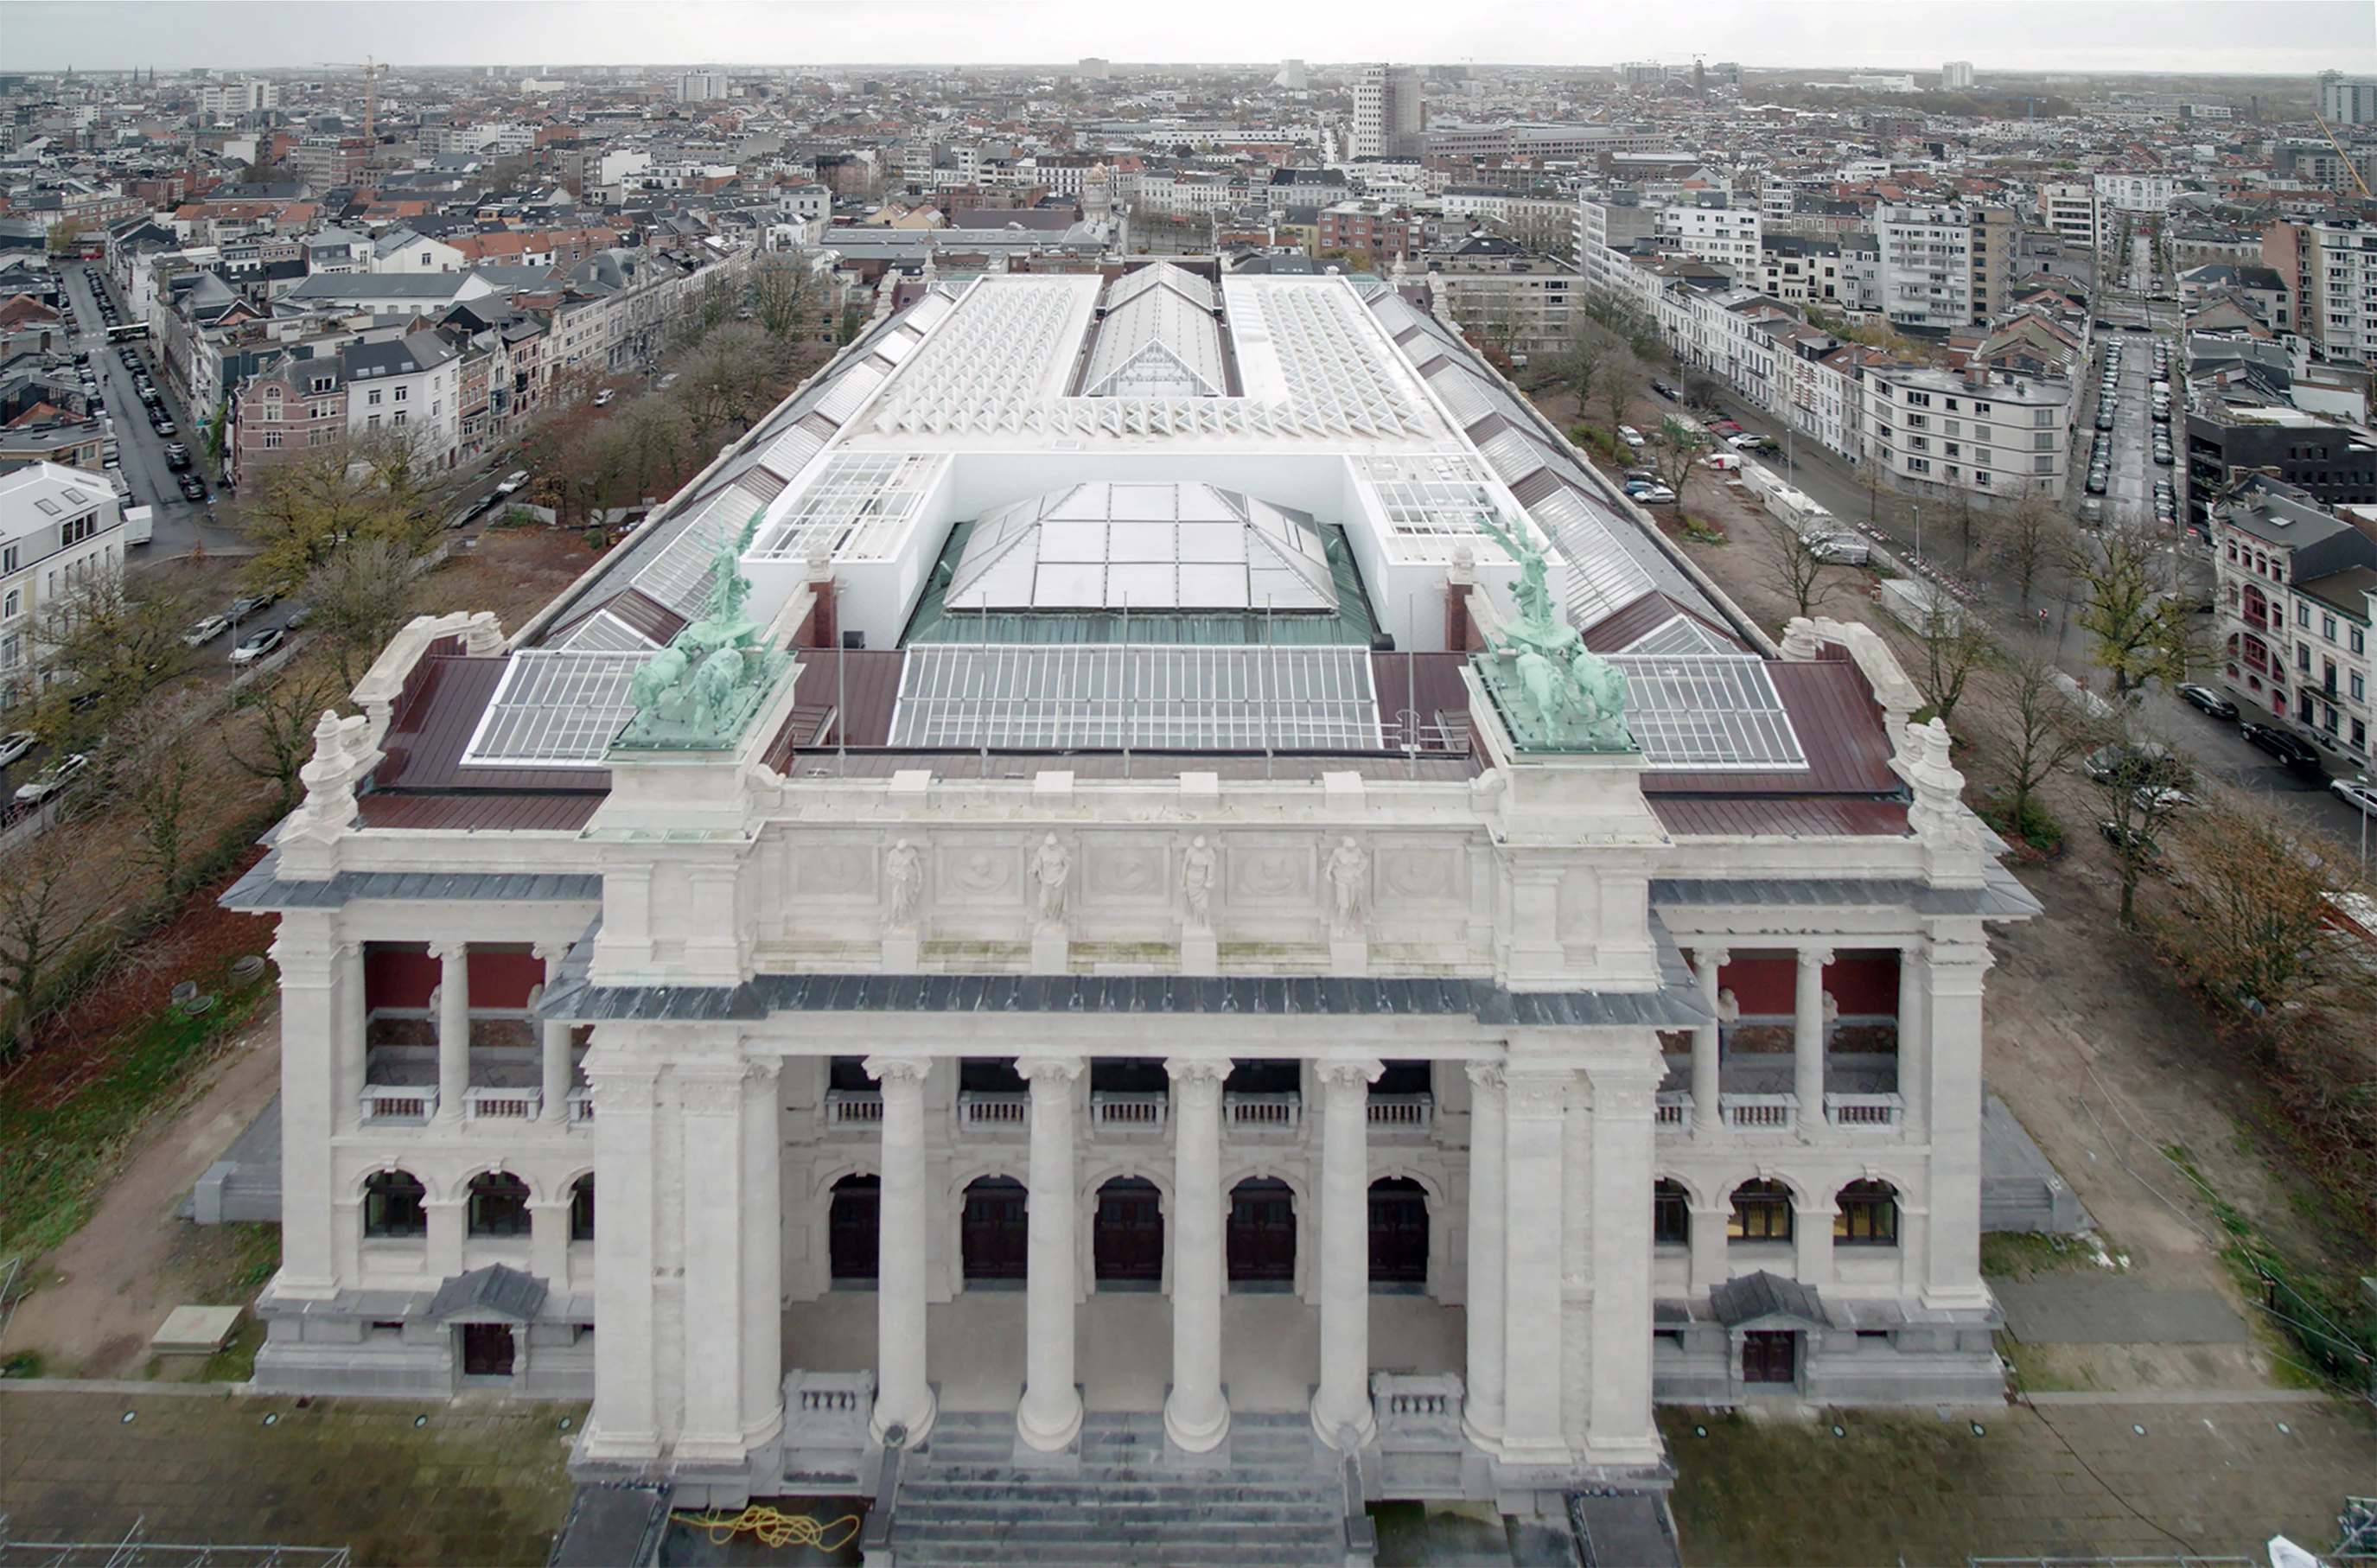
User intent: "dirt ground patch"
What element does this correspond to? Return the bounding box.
[411,525,600,634]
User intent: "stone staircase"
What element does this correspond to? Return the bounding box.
[887,1412,1349,1567]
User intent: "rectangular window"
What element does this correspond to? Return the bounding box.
[263,430,281,448]
[366,389,381,405]
[393,386,407,402]
[2299,645,2312,672]
[366,413,380,430]
[2323,615,2338,641]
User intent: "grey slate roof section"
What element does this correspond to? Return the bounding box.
[427,1264,548,1323]
[1648,870,2041,920]
[540,968,1714,1029]
[220,850,602,910]
[1708,1270,1824,1327]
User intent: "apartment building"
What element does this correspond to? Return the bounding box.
[345,331,462,469]
[1318,202,1424,263]
[1655,205,1762,272]
[1875,205,1973,330]
[2183,404,2377,530]
[2092,172,2180,215]
[1864,366,2070,500]
[0,462,124,704]
[1351,65,1424,161]
[2211,477,2377,762]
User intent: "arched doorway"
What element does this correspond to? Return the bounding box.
[961,1176,1029,1284]
[1227,1176,1296,1291]
[1367,1176,1428,1290]
[829,1174,879,1284]
[1093,1176,1163,1290]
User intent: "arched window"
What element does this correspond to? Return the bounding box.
[363,1170,426,1238]
[569,1175,595,1242]
[1727,1178,1794,1242]
[1653,1179,1691,1246]
[1834,1179,1899,1246]
[830,1174,879,1283]
[466,1172,532,1238]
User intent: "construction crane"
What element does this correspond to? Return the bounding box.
[316,55,386,155]
[2310,109,2372,200]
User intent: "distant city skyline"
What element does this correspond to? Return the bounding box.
[5,0,2372,76]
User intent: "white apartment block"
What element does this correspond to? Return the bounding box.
[1351,65,1425,161]
[1875,205,1973,330]
[346,333,462,471]
[1864,367,2069,502]
[2091,173,2180,214]
[0,463,124,704]
[2037,184,2100,252]
[197,78,278,118]
[1940,62,1976,92]
[2317,72,2377,127]
[1656,206,1762,272]
[2305,222,2377,365]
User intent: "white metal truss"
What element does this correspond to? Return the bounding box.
[889,644,1381,751]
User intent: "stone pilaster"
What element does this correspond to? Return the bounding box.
[1921,940,1994,1310]
[269,914,340,1299]
[1584,1057,1662,1467]
[1460,1062,1507,1450]
[676,1058,751,1462]
[1498,1068,1571,1466]
[579,1055,661,1460]
[1691,948,1726,1140]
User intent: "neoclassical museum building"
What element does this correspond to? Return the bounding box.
[226,264,2037,1511]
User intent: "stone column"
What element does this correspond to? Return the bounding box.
[1459,1062,1507,1452]
[1687,1195,1730,1296]
[1794,1191,1836,1289]
[537,943,574,1127]
[424,1195,465,1278]
[1897,941,1930,1142]
[1691,947,1727,1140]
[742,1057,785,1448]
[1585,1058,1663,1467]
[270,915,340,1298]
[431,940,470,1125]
[1794,947,1832,1137]
[334,942,366,1131]
[581,1055,661,1460]
[867,1053,937,1445]
[1016,1055,1086,1452]
[528,1195,571,1287]
[677,1059,750,1462]
[1499,1068,1571,1465]
[1163,1056,1231,1454]
[1312,1057,1383,1450]
[1922,941,1993,1310]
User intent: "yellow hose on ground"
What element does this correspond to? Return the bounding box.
[672,1504,864,1551]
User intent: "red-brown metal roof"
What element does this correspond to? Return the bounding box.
[1641,658,1898,795]
[358,794,604,832]
[371,655,613,795]
[1653,797,1909,838]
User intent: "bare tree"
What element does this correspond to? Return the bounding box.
[677,322,783,440]
[2068,524,2199,695]
[1984,640,2090,847]
[1538,319,1610,425]
[111,692,208,901]
[1991,493,2071,612]
[30,568,199,754]
[1650,416,1709,519]
[236,431,439,591]
[0,826,126,1058]
[1597,347,1641,444]
[2155,793,2372,1018]
[304,539,420,687]
[2081,718,2193,928]
[1905,602,1996,729]
[231,666,343,814]
[1759,510,1839,621]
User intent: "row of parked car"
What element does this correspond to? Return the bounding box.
[2,729,86,807]
[2173,684,2377,816]
[181,587,303,666]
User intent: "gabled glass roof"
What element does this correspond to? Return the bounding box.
[462,649,650,768]
[944,482,1339,615]
[1081,263,1227,398]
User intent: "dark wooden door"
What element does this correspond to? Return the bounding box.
[1227,1178,1297,1284]
[1742,1330,1796,1385]
[830,1175,879,1282]
[1368,1178,1429,1285]
[461,1323,514,1377]
[1094,1178,1164,1284]
[961,1177,1029,1281]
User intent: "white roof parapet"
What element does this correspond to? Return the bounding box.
[351,610,502,749]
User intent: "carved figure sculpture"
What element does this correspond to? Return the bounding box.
[886,838,924,929]
[1030,834,1072,927]
[1325,837,1367,937]
[1180,835,1217,930]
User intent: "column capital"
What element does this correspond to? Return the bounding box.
[583,1062,660,1115]
[1463,1060,1507,1095]
[1164,1056,1230,1091]
[1582,1067,1661,1117]
[533,940,572,966]
[863,1053,933,1086]
[428,938,469,963]
[1799,945,1836,969]
[1693,946,1730,970]
[1502,1068,1571,1118]
[1015,1054,1086,1084]
[676,1061,749,1118]
[1314,1057,1383,1093]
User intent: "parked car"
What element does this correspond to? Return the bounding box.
[228,626,285,665]
[592,388,616,407]
[283,602,312,630]
[177,474,206,501]
[2239,722,2323,771]
[1809,534,1870,565]
[14,753,89,806]
[182,613,232,647]
[2083,742,2176,786]
[227,590,278,620]
[495,469,531,495]
[0,730,39,768]
[1649,378,1679,399]
[150,417,176,437]
[2096,819,2160,864]
[2085,471,2108,495]
[2331,777,2377,818]
[163,443,191,470]
[2133,785,2198,813]
[1628,484,1678,505]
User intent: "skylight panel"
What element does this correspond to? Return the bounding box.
[461,649,650,767]
[1606,653,1807,771]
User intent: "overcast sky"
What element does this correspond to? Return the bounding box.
[7,0,2371,75]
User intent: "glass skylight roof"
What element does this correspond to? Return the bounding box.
[944,483,1339,614]
[1081,264,1227,398]
[750,452,946,564]
[889,644,1381,751]
[1605,653,1807,772]
[462,649,651,768]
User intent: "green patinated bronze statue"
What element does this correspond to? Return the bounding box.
[1469,513,1635,753]
[613,508,792,751]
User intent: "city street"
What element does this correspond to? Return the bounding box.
[58,265,247,558]
[1682,367,2375,857]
